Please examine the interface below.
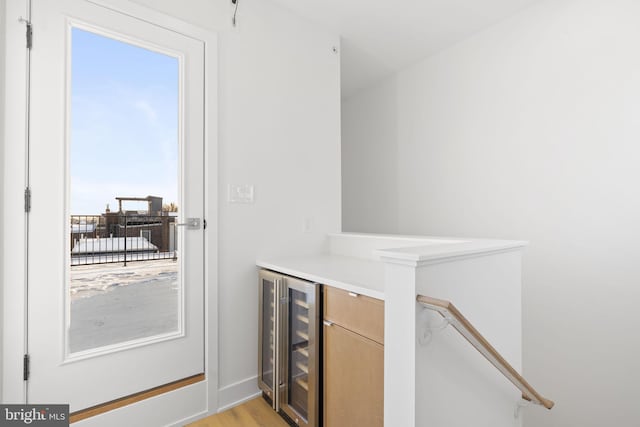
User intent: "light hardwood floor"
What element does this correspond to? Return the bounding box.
[186,397,290,427]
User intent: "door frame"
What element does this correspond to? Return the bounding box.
[1,0,219,424]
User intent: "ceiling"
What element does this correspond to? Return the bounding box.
[269,0,541,98]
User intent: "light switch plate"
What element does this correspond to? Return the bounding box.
[228,184,254,203]
[303,217,314,233]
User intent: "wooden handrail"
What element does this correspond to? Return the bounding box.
[416,295,554,410]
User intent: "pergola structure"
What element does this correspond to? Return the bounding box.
[115,196,163,214]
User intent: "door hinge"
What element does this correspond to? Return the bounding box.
[24,187,31,213]
[26,22,33,49]
[203,219,207,230]
[23,354,30,381]
[18,18,32,50]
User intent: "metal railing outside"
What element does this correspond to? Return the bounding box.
[70,214,177,266]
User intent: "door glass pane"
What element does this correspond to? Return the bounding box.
[288,288,309,421]
[68,28,180,354]
[261,278,276,389]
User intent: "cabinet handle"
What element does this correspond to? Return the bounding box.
[323,320,333,327]
[348,292,359,298]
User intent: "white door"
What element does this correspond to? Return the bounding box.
[27,0,205,412]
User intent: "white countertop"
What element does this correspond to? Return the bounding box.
[257,233,527,301]
[256,254,385,300]
[373,238,527,264]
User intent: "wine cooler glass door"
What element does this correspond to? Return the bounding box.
[258,270,279,406]
[280,278,319,427]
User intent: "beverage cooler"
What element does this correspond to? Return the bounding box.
[258,269,320,427]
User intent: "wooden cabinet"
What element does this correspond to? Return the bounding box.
[324,286,384,345]
[323,286,384,427]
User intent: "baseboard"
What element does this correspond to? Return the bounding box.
[217,375,261,412]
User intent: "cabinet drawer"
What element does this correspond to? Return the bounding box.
[323,286,384,344]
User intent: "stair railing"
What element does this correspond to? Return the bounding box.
[416,294,554,410]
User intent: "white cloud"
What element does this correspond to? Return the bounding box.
[134,100,158,123]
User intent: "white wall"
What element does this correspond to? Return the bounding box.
[416,251,523,427]
[216,0,341,398]
[134,0,342,405]
[0,0,6,403]
[342,78,398,233]
[129,0,229,32]
[342,0,640,425]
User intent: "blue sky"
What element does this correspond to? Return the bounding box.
[71,28,179,214]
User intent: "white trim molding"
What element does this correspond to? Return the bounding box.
[217,376,261,413]
[2,0,30,404]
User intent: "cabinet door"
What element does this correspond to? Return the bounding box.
[324,323,384,427]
